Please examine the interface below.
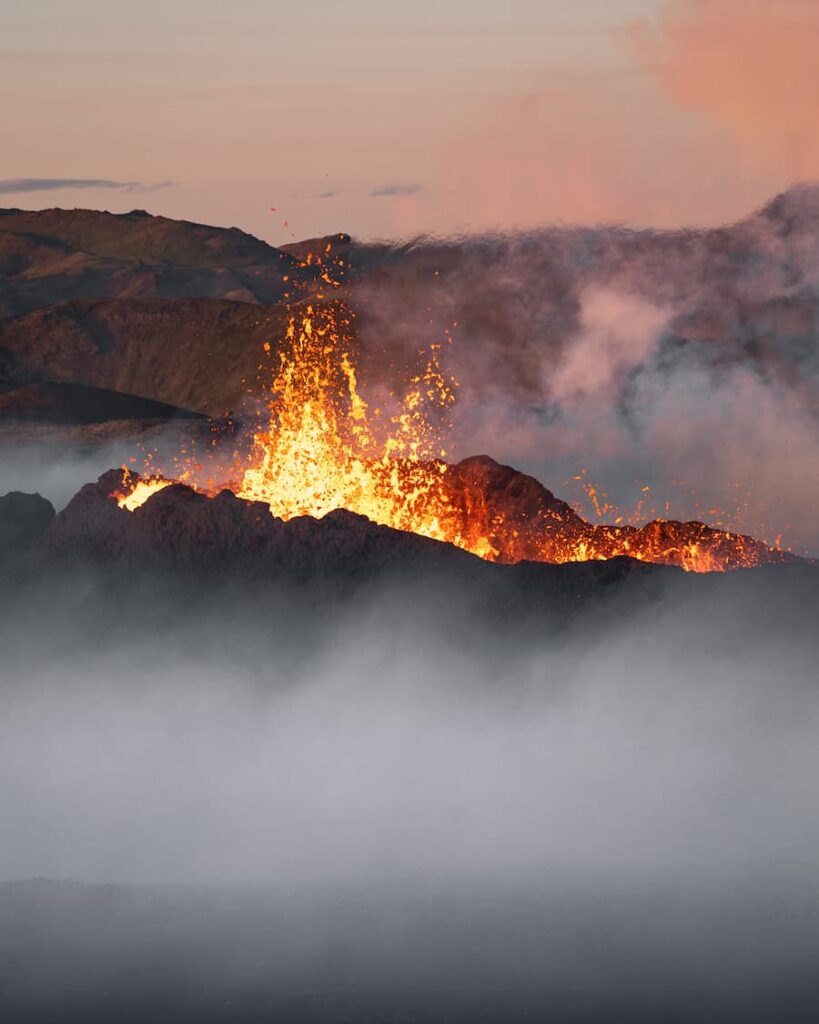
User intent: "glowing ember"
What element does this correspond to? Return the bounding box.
[113,255,792,574]
[113,472,172,511]
[235,301,457,544]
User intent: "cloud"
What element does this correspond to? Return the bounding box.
[426,67,776,232]
[416,2,819,233]
[548,289,670,404]
[0,178,172,195]
[135,180,175,193]
[624,0,819,179]
[353,218,819,553]
[369,183,424,198]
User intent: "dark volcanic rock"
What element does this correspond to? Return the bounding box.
[440,454,585,551]
[45,469,478,581]
[40,468,681,624]
[43,461,798,585]
[0,381,206,425]
[0,490,55,554]
[439,455,793,570]
[16,467,816,648]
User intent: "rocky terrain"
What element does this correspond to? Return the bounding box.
[436,455,793,569]
[1,192,817,1024]
[0,460,807,629]
[1,188,818,432]
[0,206,310,317]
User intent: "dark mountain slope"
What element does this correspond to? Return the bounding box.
[0,381,205,425]
[0,207,314,318]
[0,298,290,415]
[0,207,290,268]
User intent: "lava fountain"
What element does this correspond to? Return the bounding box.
[114,265,792,573]
[236,301,460,544]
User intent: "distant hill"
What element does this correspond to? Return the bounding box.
[278,231,354,263]
[0,381,205,425]
[0,297,290,416]
[346,184,819,403]
[0,206,290,268]
[0,207,315,319]
[0,187,817,430]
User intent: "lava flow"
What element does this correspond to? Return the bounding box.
[236,301,460,544]
[114,271,791,573]
[114,469,172,511]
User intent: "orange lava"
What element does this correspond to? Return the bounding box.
[114,253,790,573]
[235,301,459,545]
[113,471,172,511]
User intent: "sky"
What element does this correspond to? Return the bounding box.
[2,0,818,242]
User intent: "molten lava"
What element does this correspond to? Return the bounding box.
[114,261,791,573]
[235,301,458,546]
[113,471,172,511]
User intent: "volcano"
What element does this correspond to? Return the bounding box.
[104,295,793,575]
[37,461,793,579]
[1,203,812,573]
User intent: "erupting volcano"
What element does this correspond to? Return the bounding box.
[113,263,791,574]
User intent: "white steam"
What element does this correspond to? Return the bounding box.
[1,577,816,887]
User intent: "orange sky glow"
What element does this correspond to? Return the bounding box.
[2,0,818,242]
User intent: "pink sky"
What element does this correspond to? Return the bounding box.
[2,0,818,243]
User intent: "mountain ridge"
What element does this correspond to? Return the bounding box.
[0,186,816,467]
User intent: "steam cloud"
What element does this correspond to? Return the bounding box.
[0,178,174,195]
[0,562,818,1019]
[352,203,819,554]
[626,0,819,180]
[2,579,817,884]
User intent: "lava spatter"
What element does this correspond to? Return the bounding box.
[114,251,791,573]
